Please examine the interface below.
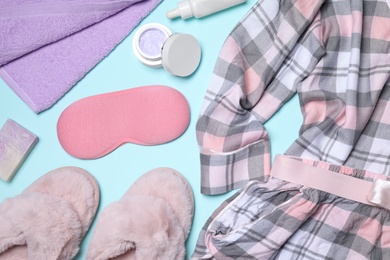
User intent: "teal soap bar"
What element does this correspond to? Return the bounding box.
[0,119,38,182]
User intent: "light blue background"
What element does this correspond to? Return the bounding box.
[0,0,301,259]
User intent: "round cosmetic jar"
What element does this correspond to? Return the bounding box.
[132,23,201,77]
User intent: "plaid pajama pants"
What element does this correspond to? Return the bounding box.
[193,0,390,258]
[192,156,390,259]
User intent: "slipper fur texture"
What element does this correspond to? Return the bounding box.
[0,167,100,259]
[87,168,194,260]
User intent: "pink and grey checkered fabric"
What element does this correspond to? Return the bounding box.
[197,0,390,195]
[193,0,390,258]
[193,159,390,259]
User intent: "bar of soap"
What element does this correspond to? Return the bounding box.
[0,119,38,182]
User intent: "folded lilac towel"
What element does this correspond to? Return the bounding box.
[0,0,162,113]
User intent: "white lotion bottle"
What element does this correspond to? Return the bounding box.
[166,0,246,20]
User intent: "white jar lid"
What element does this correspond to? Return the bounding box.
[133,23,201,77]
[161,34,201,77]
[132,23,172,68]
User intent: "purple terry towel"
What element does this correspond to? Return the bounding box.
[0,0,162,113]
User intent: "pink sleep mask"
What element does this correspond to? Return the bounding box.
[57,85,190,159]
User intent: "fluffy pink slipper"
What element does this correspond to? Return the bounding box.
[57,86,190,159]
[86,168,194,260]
[0,167,100,259]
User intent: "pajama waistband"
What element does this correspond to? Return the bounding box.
[270,155,390,211]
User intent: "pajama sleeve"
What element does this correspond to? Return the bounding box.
[196,0,325,195]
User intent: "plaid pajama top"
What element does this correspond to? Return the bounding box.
[197,0,390,195]
[193,0,390,259]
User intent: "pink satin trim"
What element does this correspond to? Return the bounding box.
[271,155,390,210]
